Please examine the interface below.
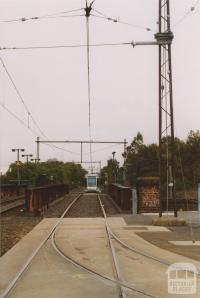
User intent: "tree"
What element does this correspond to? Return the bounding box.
[100,158,120,185]
[2,160,87,188]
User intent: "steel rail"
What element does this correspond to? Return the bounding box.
[0,199,25,214]
[51,232,156,297]
[97,195,127,298]
[51,193,156,297]
[98,195,200,277]
[97,194,157,298]
[0,195,24,205]
[0,193,83,298]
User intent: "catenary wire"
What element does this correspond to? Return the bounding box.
[0,8,84,23]
[0,102,41,136]
[0,56,47,139]
[0,103,80,158]
[92,9,152,31]
[83,143,122,156]
[0,57,80,157]
[172,0,200,29]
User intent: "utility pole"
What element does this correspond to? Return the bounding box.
[112,151,116,183]
[11,148,25,186]
[155,0,177,217]
[85,0,95,174]
[36,136,40,161]
[22,154,33,163]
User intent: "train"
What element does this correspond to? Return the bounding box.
[85,174,100,193]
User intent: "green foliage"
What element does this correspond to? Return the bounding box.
[101,130,200,190]
[100,158,120,185]
[2,160,87,188]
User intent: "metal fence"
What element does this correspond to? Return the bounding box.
[26,184,69,216]
[0,184,26,198]
[107,184,132,210]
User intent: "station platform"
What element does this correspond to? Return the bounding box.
[0,217,200,298]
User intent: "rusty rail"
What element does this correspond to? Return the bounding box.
[26,184,69,216]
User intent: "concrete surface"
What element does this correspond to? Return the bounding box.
[0,217,200,297]
[169,241,200,246]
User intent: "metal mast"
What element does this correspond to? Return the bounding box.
[155,0,177,217]
[85,0,94,174]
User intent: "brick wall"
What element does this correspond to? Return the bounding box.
[137,177,198,213]
[138,185,160,213]
[137,177,160,213]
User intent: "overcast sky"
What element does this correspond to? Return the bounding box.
[0,0,199,173]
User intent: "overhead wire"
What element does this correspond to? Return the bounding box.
[172,0,200,29]
[0,102,40,136]
[0,101,80,157]
[0,57,80,158]
[0,8,84,23]
[42,143,80,156]
[91,8,152,31]
[0,56,47,138]
[0,1,158,165]
[84,143,122,156]
[41,15,85,20]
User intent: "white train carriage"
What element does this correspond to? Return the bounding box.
[85,174,100,193]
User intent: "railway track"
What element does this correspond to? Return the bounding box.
[52,194,156,298]
[1,192,199,298]
[0,196,25,214]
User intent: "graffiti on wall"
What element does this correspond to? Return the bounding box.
[140,186,159,208]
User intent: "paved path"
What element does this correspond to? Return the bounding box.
[0,218,200,297]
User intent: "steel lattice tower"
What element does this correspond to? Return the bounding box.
[155,0,177,217]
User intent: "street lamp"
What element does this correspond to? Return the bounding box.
[112,151,116,160]
[11,148,25,185]
[31,158,40,163]
[22,154,33,163]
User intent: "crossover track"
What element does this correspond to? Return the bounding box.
[52,194,157,298]
[2,193,199,298]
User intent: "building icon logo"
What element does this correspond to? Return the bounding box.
[167,263,197,294]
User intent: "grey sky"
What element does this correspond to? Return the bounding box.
[0,0,200,173]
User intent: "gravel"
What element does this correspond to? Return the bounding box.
[0,192,120,256]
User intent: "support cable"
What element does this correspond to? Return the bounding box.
[0,56,46,138]
[0,8,84,23]
[0,57,80,157]
[173,0,200,29]
[92,9,152,32]
[83,143,122,156]
[0,4,153,34]
[0,102,39,136]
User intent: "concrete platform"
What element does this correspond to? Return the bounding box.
[169,241,200,246]
[0,217,200,298]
